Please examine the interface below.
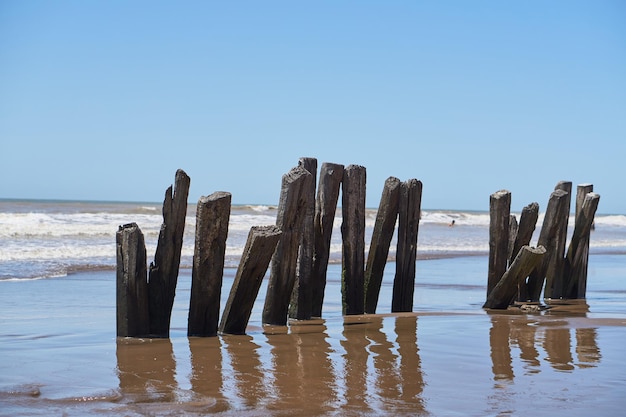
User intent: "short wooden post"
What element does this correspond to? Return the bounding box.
[116,223,150,337]
[364,176,401,314]
[484,245,546,309]
[220,226,282,335]
[341,164,366,315]
[290,157,317,320]
[511,202,539,301]
[563,191,599,299]
[148,169,191,337]
[187,192,232,337]
[311,162,344,318]
[526,188,569,301]
[487,190,511,298]
[392,179,422,313]
[262,166,312,325]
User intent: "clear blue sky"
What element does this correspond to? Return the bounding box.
[1,1,624,213]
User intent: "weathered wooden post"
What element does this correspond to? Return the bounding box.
[341,164,366,315]
[548,181,572,299]
[148,169,191,337]
[487,190,511,298]
[187,192,231,337]
[563,191,599,299]
[392,179,422,313]
[220,226,282,335]
[484,245,546,309]
[290,157,317,320]
[262,165,312,325]
[510,202,539,301]
[526,188,569,301]
[364,176,401,314]
[311,162,344,318]
[116,223,150,337]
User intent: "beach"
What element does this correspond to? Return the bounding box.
[1,200,626,415]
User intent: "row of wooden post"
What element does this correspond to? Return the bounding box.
[484,182,600,309]
[117,159,423,338]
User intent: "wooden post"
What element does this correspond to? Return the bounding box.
[341,164,367,315]
[392,179,422,313]
[487,190,511,298]
[364,176,401,314]
[549,181,572,299]
[187,192,232,337]
[290,157,317,320]
[507,214,518,266]
[220,226,282,335]
[116,223,150,337]
[526,188,569,301]
[148,169,191,337]
[563,191,599,299]
[311,163,344,318]
[484,245,546,309]
[511,202,539,301]
[262,166,312,325]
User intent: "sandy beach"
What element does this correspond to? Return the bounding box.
[2,255,625,416]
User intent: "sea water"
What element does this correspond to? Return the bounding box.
[1,199,625,281]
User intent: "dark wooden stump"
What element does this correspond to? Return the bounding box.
[341,164,367,315]
[220,226,282,335]
[148,169,191,337]
[364,176,401,314]
[116,223,150,337]
[511,202,539,301]
[487,190,511,298]
[392,179,422,313]
[526,188,569,301]
[548,181,572,299]
[564,191,599,299]
[262,165,312,325]
[290,157,317,320]
[311,162,344,318]
[187,192,232,337]
[484,245,546,309]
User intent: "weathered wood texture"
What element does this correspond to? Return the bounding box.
[311,162,344,317]
[484,245,546,309]
[187,192,232,337]
[262,166,312,325]
[392,179,422,313]
[220,225,282,335]
[487,190,511,298]
[507,214,519,265]
[563,191,599,299]
[526,188,569,301]
[341,164,367,315]
[290,157,317,320]
[148,169,191,337]
[116,223,150,337]
[548,181,572,299]
[511,202,539,301]
[364,176,401,314]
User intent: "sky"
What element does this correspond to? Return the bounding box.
[1,1,624,213]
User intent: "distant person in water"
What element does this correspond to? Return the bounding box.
[449,219,455,227]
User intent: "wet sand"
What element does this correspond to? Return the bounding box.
[1,256,626,416]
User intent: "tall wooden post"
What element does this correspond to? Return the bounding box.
[526,188,569,301]
[148,169,191,337]
[262,166,312,325]
[549,181,572,299]
[311,163,344,318]
[392,179,422,313]
[564,191,599,299]
[220,226,282,335]
[187,192,231,337]
[341,164,366,315]
[487,190,511,298]
[116,223,150,337]
[364,176,401,314]
[290,157,317,320]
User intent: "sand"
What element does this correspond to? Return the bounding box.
[1,256,626,416]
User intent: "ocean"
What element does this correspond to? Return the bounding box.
[1,199,626,416]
